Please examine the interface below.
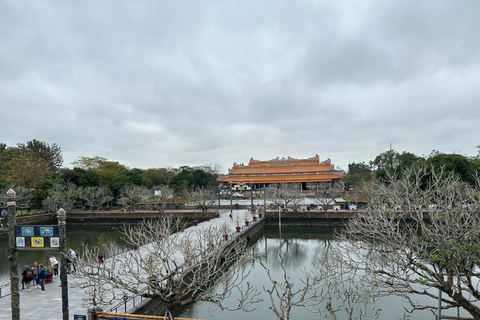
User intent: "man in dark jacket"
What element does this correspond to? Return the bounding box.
[38,264,47,293]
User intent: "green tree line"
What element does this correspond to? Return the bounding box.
[0,140,218,208]
[343,148,480,190]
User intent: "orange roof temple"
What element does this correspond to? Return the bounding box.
[218,155,344,185]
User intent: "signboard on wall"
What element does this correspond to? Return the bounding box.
[15,225,60,249]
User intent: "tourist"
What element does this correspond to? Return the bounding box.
[49,255,59,276]
[21,265,33,291]
[69,248,77,272]
[32,262,39,288]
[38,264,47,293]
[229,213,233,222]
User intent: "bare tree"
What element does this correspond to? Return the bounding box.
[0,185,32,208]
[265,183,303,211]
[307,243,381,320]
[79,186,113,212]
[307,180,345,211]
[74,216,260,318]
[117,184,151,212]
[151,185,174,212]
[336,166,480,319]
[185,186,216,211]
[42,183,78,212]
[255,242,380,320]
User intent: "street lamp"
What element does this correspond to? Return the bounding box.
[57,208,69,320]
[7,189,19,320]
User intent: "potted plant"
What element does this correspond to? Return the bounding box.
[234,203,239,209]
[193,219,199,226]
[96,234,109,263]
[244,212,249,226]
[39,252,55,284]
[220,221,230,241]
[235,214,241,232]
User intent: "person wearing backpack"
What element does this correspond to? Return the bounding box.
[32,262,39,288]
[21,265,33,291]
[37,264,47,293]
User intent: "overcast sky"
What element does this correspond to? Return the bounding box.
[2,1,480,173]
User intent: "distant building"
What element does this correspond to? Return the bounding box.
[218,155,344,190]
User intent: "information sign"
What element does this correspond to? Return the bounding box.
[74,315,86,320]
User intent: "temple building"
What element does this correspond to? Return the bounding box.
[218,155,344,190]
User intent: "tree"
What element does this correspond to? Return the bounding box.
[73,216,260,318]
[116,184,151,212]
[152,185,175,212]
[59,168,100,187]
[265,183,304,210]
[142,168,176,189]
[307,180,345,211]
[336,166,480,319]
[426,153,476,185]
[254,238,380,320]
[79,186,113,212]
[42,183,79,213]
[17,139,63,173]
[0,154,52,189]
[342,162,372,190]
[185,186,217,211]
[0,186,32,208]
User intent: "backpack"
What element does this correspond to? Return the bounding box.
[26,270,33,278]
[32,267,38,276]
[41,268,47,277]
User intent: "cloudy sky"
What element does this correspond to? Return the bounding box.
[2,1,480,173]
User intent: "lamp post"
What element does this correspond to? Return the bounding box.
[57,208,69,320]
[250,181,254,214]
[7,188,19,320]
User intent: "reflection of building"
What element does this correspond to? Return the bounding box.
[218,155,344,189]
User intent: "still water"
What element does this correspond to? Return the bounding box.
[0,225,125,280]
[177,226,435,320]
[0,225,456,319]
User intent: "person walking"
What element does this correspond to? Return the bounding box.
[229,213,233,222]
[21,265,33,291]
[37,264,47,293]
[32,262,40,288]
[69,248,77,272]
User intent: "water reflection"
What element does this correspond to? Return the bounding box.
[177,226,433,320]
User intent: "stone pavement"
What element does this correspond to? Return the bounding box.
[0,209,257,319]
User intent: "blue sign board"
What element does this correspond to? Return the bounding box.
[74,315,86,320]
[0,207,7,217]
[114,318,126,320]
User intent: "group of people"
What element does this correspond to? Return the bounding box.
[20,248,77,294]
[21,262,48,293]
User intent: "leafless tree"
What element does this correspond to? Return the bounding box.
[255,241,380,320]
[151,185,174,212]
[0,185,32,208]
[73,216,261,318]
[79,186,113,212]
[306,243,381,320]
[117,184,151,212]
[42,183,78,212]
[265,183,303,210]
[336,166,480,319]
[307,180,345,211]
[184,186,216,211]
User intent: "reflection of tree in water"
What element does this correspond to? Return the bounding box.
[259,238,309,270]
